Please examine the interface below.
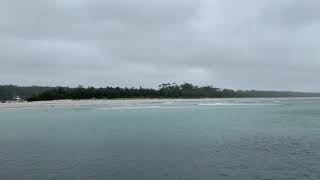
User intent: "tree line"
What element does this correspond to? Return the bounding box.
[0,85,53,101]
[24,83,320,101]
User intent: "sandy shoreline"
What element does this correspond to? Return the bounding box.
[1,97,319,109]
[0,99,208,109]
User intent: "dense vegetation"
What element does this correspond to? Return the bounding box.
[23,83,320,101]
[0,85,53,101]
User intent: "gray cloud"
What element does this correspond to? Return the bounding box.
[0,0,319,91]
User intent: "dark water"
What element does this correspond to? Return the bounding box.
[1,98,320,180]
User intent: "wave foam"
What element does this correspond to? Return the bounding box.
[198,103,278,106]
[98,106,162,110]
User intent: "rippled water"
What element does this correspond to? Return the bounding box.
[1,98,320,180]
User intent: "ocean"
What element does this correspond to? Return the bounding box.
[0,98,320,180]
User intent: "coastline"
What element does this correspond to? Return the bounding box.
[1,97,320,109]
[0,98,213,109]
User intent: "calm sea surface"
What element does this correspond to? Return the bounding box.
[1,98,320,180]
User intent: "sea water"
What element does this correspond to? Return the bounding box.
[0,98,320,180]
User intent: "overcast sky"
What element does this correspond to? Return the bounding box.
[1,0,319,91]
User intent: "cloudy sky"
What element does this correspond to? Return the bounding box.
[1,0,319,91]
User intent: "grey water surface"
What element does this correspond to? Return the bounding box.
[0,98,320,180]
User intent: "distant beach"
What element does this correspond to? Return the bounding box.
[0,99,214,109]
[1,97,319,109]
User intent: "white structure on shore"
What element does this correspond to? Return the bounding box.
[10,91,23,102]
[13,96,22,102]
[1,91,23,103]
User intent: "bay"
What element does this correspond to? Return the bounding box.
[0,98,320,180]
